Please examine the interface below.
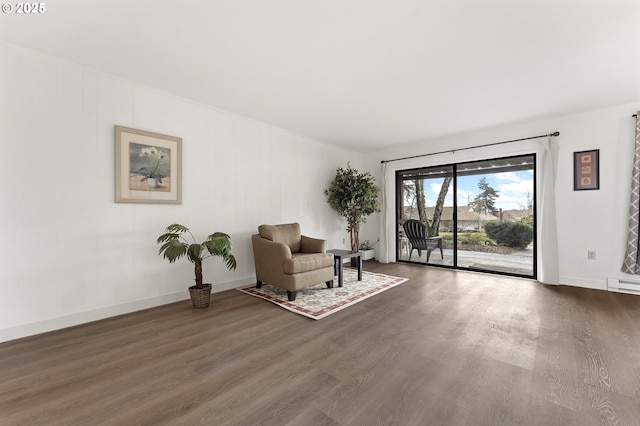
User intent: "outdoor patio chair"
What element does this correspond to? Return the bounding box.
[402,219,444,262]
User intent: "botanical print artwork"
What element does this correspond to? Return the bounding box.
[128,142,171,192]
[115,125,182,204]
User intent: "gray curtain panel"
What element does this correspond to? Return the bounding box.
[621,113,640,274]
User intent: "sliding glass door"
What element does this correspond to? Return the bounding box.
[397,165,454,267]
[396,154,536,278]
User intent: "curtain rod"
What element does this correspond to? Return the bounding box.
[380,131,560,164]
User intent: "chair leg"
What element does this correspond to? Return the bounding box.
[287,291,296,301]
[326,280,334,289]
[256,280,263,289]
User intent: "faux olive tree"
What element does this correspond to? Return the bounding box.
[325,165,381,252]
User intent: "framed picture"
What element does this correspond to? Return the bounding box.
[115,126,182,204]
[573,149,599,191]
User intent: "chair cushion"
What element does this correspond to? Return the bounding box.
[259,223,301,253]
[284,253,334,274]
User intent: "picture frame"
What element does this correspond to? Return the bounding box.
[573,149,599,191]
[115,125,182,204]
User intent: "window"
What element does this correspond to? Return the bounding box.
[396,154,536,278]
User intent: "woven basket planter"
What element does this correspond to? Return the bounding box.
[188,284,212,308]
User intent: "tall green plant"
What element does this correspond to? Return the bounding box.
[324,165,381,251]
[469,177,500,216]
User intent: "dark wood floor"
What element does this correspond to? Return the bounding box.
[1,262,640,425]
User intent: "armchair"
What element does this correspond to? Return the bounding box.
[251,223,334,301]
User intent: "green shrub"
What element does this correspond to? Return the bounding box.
[484,221,532,249]
[440,232,454,242]
[458,232,489,245]
[484,221,510,243]
[520,215,534,226]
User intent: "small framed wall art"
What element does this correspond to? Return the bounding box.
[115,125,182,204]
[573,149,599,191]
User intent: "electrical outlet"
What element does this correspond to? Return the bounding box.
[342,238,345,244]
[588,251,596,260]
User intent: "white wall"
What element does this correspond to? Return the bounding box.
[362,102,640,291]
[0,42,360,342]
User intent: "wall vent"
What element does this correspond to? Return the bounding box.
[607,278,640,295]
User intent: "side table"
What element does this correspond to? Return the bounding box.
[327,249,363,287]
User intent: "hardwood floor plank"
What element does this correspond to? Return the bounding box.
[285,405,341,426]
[1,262,639,425]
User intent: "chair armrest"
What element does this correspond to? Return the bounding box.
[252,234,292,268]
[300,235,326,253]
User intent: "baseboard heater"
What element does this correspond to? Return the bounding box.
[607,277,640,295]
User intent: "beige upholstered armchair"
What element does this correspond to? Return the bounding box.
[251,223,334,301]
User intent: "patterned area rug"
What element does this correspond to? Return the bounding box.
[237,269,408,319]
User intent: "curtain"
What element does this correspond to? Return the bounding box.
[621,113,640,274]
[379,161,393,263]
[537,137,560,284]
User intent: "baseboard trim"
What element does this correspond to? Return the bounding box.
[559,275,606,291]
[0,276,254,343]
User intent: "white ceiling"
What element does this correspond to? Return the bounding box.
[1,0,639,152]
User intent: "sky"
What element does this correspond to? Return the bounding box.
[423,170,534,211]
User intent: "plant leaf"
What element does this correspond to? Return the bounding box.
[165,224,189,233]
[203,232,237,271]
[158,239,188,263]
[187,244,203,262]
[156,232,181,244]
[224,255,237,271]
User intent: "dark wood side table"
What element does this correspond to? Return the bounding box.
[327,249,363,287]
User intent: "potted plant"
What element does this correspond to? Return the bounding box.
[359,240,377,262]
[324,164,381,256]
[157,224,237,308]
